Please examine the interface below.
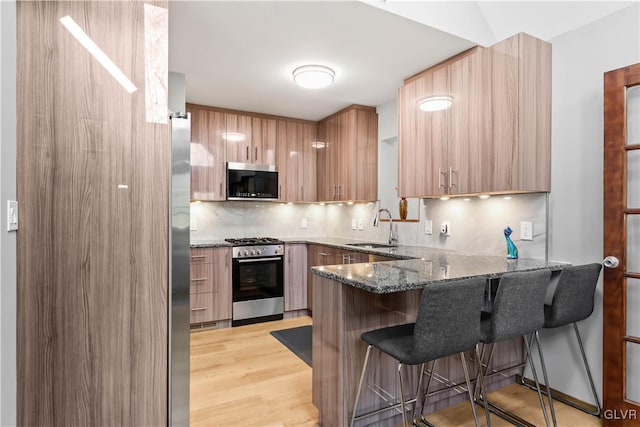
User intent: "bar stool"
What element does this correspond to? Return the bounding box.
[475,269,555,427]
[350,277,487,427]
[524,263,603,417]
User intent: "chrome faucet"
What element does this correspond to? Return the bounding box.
[373,208,397,245]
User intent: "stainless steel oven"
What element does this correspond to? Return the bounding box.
[226,238,284,326]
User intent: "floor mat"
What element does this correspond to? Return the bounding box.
[270,325,312,367]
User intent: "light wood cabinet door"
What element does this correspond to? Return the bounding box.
[398,79,418,198]
[189,247,231,323]
[300,123,317,202]
[339,110,358,201]
[356,109,379,202]
[211,247,232,321]
[188,105,226,201]
[448,49,488,195]
[285,244,308,311]
[225,113,253,163]
[252,117,277,165]
[324,115,340,201]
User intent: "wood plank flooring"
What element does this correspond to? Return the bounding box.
[190,317,602,427]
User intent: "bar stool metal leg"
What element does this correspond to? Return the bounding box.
[534,331,558,426]
[524,335,551,427]
[475,344,492,427]
[350,345,372,427]
[398,363,409,427]
[573,322,602,415]
[412,363,426,421]
[460,351,482,427]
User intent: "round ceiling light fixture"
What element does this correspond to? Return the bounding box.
[418,96,453,112]
[292,65,335,89]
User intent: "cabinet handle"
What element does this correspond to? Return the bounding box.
[319,253,329,257]
[301,186,304,201]
[254,147,258,161]
[191,255,207,259]
[279,184,282,200]
[333,185,337,200]
[246,146,249,161]
[449,167,457,191]
[191,307,207,312]
[191,278,208,282]
[438,168,447,191]
[220,182,223,198]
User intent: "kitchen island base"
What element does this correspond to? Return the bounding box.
[312,275,524,426]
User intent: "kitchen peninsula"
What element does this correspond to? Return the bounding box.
[310,246,564,426]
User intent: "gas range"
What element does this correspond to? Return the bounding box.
[225,237,284,259]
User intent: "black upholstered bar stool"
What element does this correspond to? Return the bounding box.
[525,263,603,417]
[350,277,487,427]
[475,269,555,427]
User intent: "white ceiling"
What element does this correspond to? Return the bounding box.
[169,1,636,122]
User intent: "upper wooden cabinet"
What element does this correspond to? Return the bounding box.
[252,117,278,165]
[188,104,227,201]
[225,113,253,163]
[276,120,317,202]
[398,33,551,198]
[317,105,378,202]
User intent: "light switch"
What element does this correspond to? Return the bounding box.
[357,218,363,230]
[351,218,357,230]
[301,217,308,229]
[7,200,18,231]
[425,220,433,235]
[521,221,533,241]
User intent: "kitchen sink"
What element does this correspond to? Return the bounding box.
[346,243,398,249]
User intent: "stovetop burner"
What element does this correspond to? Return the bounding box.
[225,237,284,246]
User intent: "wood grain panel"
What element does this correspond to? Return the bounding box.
[211,247,232,321]
[300,123,317,202]
[316,121,329,200]
[356,109,379,201]
[285,244,308,311]
[398,80,418,197]
[252,116,277,165]
[190,262,214,294]
[225,113,253,163]
[187,104,226,201]
[17,1,169,425]
[517,33,551,192]
[276,120,289,201]
[340,109,358,200]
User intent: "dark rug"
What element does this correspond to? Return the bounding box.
[270,325,312,367]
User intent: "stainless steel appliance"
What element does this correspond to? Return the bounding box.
[226,238,285,326]
[226,162,279,201]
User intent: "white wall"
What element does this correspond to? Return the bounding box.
[540,3,640,405]
[0,0,17,425]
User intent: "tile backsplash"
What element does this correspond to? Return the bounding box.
[190,193,548,259]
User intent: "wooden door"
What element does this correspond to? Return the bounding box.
[355,108,378,201]
[325,116,340,201]
[300,123,317,202]
[448,49,485,195]
[398,79,418,198]
[339,110,357,201]
[188,105,226,201]
[225,113,252,163]
[211,247,232,321]
[285,244,308,311]
[603,63,640,425]
[17,1,169,425]
[252,117,277,165]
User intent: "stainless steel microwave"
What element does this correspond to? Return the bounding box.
[226,162,279,201]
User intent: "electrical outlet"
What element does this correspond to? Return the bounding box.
[440,221,450,236]
[425,220,433,235]
[351,218,357,230]
[357,218,363,231]
[440,264,450,278]
[301,217,308,229]
[521,221,533,241]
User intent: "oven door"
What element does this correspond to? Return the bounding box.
[232,256,284,301]
[232,255,284,325]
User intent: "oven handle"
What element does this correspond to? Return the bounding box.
[237,257,282,263]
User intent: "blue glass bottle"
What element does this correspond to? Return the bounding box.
[504,226,519,259]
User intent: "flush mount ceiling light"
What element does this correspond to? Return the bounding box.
[222,132,246,142]
[418,96,453,112]
[292,65,335,89]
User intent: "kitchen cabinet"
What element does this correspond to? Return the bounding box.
[225,113,253,163]
[398,33,550,198]
[189,247,232,324]
[276,120,317,202]
[284,244,308,312]
[225,113,278,166]
[187,104,227,201]
[317,105,378,202]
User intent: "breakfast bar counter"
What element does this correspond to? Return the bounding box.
[310,252,565,426]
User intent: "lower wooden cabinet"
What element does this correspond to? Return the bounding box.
[189,247,232,324]
[284,244,308,312]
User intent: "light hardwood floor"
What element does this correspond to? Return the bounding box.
[190,316,602,427]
